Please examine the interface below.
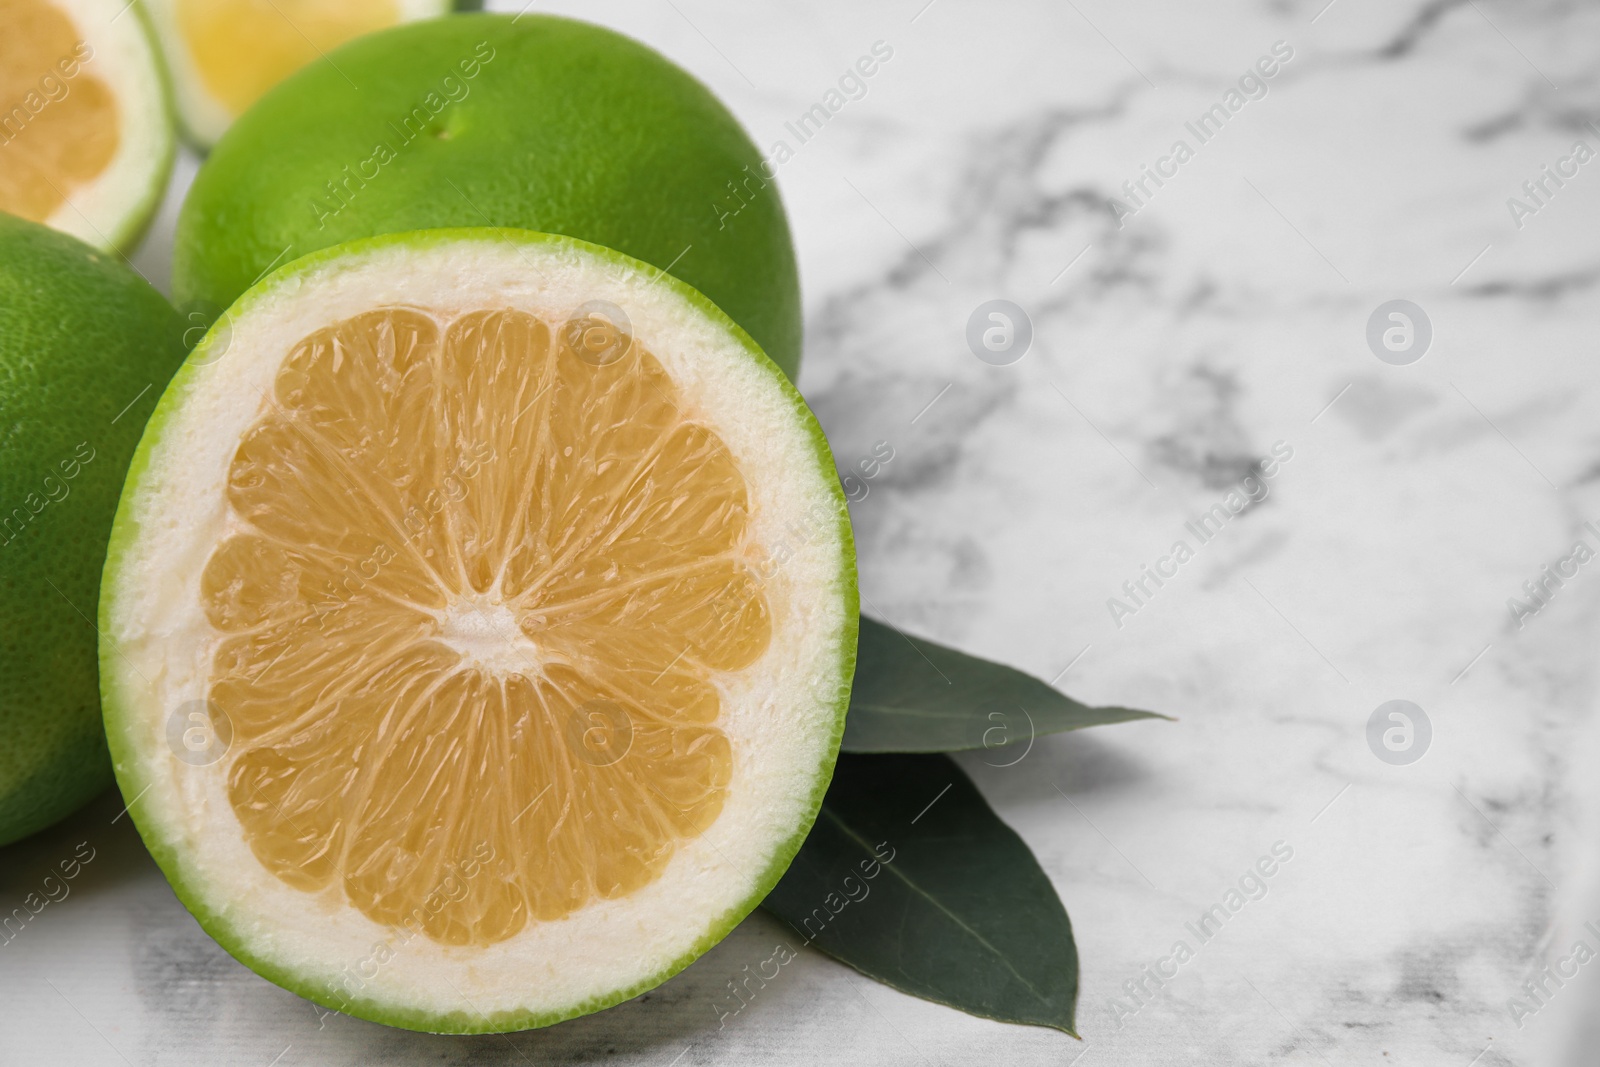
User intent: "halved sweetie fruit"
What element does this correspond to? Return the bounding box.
[0,0,174,252]
[142,0,464,147]
[99,229,856,1032]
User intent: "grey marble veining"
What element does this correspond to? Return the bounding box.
[8,1,1600,1064]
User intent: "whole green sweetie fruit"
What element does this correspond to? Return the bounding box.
[0,213,185,845]
[173,13,803,378]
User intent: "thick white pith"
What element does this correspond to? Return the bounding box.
[47,0,172,250]
[143,0,449,146]
[102,235,852,1024]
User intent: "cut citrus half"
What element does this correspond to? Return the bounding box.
[0,0,174,252]
[100,229,856,1032]
[142,0,463,147]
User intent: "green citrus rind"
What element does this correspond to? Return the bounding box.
[0,214,185,846]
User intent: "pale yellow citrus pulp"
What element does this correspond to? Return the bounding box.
[0,0,119,226]
[175,0,398,118]
[201,306,771,947]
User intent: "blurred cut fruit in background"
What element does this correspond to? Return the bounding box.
[141,0,475,147]
[0,0,174,252]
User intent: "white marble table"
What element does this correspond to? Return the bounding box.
[7,1,1600,1063]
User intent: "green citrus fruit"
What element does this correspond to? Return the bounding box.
[0,213,185,846]
[172,13,802,378]
[0,0,175,253]
[102,229,855,1031]
[141,0,479,148]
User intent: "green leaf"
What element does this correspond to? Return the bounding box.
[762,752,1080,1035]
[843,616,1171,754]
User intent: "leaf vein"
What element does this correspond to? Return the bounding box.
[817,806,1055,1007]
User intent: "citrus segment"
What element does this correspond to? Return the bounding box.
[101,230,856,1032]
[0,0,173,251]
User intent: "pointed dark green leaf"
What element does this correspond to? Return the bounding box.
[762,752,1080,1035]
[843,616,1171,753]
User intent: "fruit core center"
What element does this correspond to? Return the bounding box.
[436,597,537,676]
